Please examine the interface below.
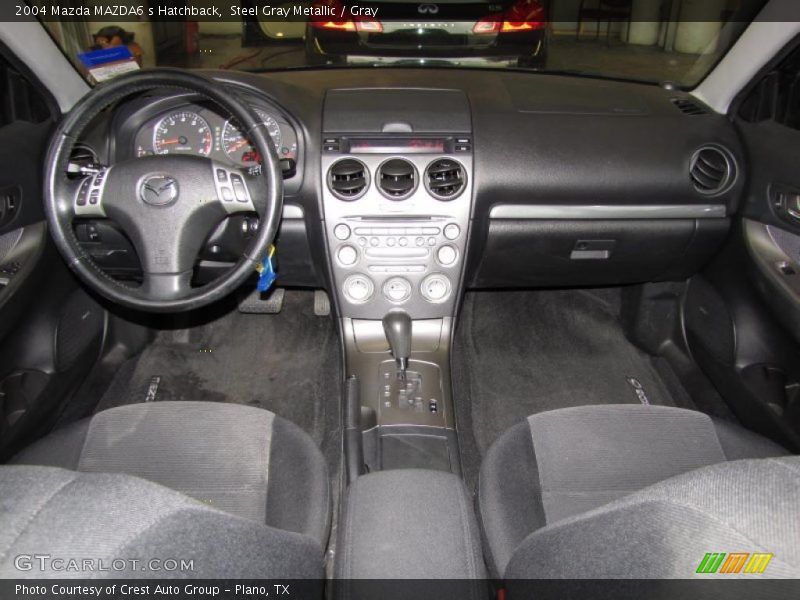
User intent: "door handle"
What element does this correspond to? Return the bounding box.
[773,187,800,225]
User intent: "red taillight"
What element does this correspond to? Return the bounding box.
[501,21,540,32]
[473,0,546,35]
[313,21,357,31]
[472,20,501,34]
[309,0,382,32]
[356,21,383,33]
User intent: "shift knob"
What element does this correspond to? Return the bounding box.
[382,310,412,373]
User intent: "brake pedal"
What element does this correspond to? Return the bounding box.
[314,290,331,316]
[239,287,285,314]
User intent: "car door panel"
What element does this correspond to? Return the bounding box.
[0,52,105,459]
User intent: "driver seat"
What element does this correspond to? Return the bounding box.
[0,401,330,578]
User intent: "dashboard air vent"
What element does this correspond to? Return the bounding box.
[378,159,417,200]
[690,146,734,195]
[672,98,707,116]
[328,158,368,201]
[425,159,466,200]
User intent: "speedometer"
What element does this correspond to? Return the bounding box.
[221,109,281,165]
[153,111,213,156]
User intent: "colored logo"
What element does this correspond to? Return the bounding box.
[696,552,773,574]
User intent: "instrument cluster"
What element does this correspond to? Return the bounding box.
[133,104,298,168]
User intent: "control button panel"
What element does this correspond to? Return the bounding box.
[322,149,472,319]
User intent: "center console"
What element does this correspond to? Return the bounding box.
[322,88,472,473]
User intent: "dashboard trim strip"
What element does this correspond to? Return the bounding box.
[488,204,728,220]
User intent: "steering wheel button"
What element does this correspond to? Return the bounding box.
[221,187,234,202]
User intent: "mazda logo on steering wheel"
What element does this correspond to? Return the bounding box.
[140,175,179,206]
[418,4,439,14]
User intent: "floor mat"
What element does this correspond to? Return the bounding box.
[96,290,341,448]
[453,289,697,489]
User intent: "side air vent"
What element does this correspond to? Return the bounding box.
[377,158,417,200]
[672,97,707,116]
[328,158,369,201]
[690,146,735,195]
[425,159,466,201]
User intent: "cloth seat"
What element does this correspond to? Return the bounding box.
[1,401,330,578]
[478,404,797,578]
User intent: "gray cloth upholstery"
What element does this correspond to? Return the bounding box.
[12,401,330,545]
[478,405,789,577]
[335,469,486,585]
[0,466,324,579]
[505,456,800,579]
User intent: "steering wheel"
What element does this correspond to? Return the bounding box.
[44,69,283,313]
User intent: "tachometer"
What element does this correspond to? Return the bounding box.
[153,111,213,156]
[221,109,281,165]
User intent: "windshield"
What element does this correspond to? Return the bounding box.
[34,0,767,88]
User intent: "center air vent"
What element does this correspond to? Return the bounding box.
[425,159,466,201]
[328,158,369,201]
[690,146,735,195]
[378,159,417,200]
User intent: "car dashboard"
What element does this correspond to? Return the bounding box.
[74,68,743,303]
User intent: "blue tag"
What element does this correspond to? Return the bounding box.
[78,46,134,68]
[257,247,277,293]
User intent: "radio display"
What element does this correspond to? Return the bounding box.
[348,138,446,154]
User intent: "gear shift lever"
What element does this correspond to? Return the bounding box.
[382,310,412,378]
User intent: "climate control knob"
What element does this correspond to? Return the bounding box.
[383,277,412,303]
[343,274,374,304]
[420,274,451,304]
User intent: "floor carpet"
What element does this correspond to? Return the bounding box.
[452,288,699,490]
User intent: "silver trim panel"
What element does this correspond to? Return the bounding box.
[282,204,304,219]
[488,204,727,220]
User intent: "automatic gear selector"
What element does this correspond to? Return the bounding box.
[382,310,412,378]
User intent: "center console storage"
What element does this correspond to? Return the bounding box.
[322,89,473,474]
[334,469,486,585]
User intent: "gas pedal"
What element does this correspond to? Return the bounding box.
[239,287,285,314]
[314,290,331,317]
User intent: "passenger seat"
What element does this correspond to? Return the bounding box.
[478,405,798,578]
